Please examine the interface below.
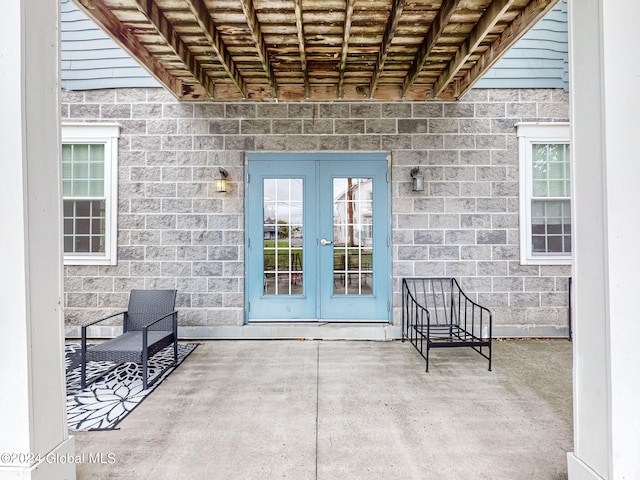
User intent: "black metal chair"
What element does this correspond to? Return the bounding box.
[402,278,492,372]
[81,289,178,390]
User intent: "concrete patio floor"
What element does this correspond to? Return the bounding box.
[72,339,573,480]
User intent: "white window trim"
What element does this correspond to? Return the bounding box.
[61,122,120,266]
[517,122,571,265]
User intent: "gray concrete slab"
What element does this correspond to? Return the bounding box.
[72,339,573,480]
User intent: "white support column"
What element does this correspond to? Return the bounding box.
[0,1,75,479]
[568,0,640,479]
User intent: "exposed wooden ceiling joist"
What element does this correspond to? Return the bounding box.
[337,0,356,99]
[401,0,462,98]
[293,0,310,99]
[370,0,406,98]
[432,0,516,98]
[131,0,215,98]
[239,0,278,98]
[73,0,561,102]
[186,0,246,98]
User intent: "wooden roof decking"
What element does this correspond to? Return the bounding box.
[73,0,560,101]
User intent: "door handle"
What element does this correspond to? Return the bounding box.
[320,238,333,246]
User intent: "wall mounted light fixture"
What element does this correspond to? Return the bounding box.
[215,167,229,192]
[410,167,425,192]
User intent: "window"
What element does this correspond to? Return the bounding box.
[61,123,119,265]
[517,123,571,265]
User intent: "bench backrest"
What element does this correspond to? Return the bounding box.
[125,289,177,332]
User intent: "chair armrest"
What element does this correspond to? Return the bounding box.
[81,311,127,355]
[141,311,178,351]
[81,311,127,329]
[141,310,179,329]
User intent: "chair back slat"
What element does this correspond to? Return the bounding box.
[125,289,177,332]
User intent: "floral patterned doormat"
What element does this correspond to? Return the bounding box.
[65,342,198,431]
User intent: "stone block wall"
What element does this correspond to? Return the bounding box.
[61,87,571,337]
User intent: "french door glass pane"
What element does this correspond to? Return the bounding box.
[263,178,303,295]
[332,178,373,295]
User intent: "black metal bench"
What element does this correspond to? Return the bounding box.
[402,277,492,371]
[81,289,179,390]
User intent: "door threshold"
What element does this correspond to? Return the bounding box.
[180,323,402,340]
[248,320,391,324]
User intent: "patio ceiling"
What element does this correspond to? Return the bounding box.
[73,0,560,101]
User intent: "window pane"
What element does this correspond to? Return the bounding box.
[532,224,545,235]
[76,201,91,217]
[546,201,561,218]
[63,180,72,197]
[548,180,565,197]
[62,163,72,179]
[531,201,545,218]
[89,144,104,162]
[547,224,562,234]
[91,200,104,214]
[63,201,74,217]
[90,162,104,179]
[533,180,547,197]
[549,162,565,180]
[76,218,90,235]
[547,144,564,163]
[91,236,104,253]
[92,219,103,233]
[532,235,546,253]
[62,144,72,163]
[73,144,89,163]
[89,180,104,196]
[75,236,90,252]
[72,180,89,197]
[548,236,563,253]
[74,164,89,184]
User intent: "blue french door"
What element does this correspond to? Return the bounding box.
[245,152,391,322]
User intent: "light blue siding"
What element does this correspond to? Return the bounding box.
[59,0,568,92]
[60,0,160,90]
[476,0,569,90]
